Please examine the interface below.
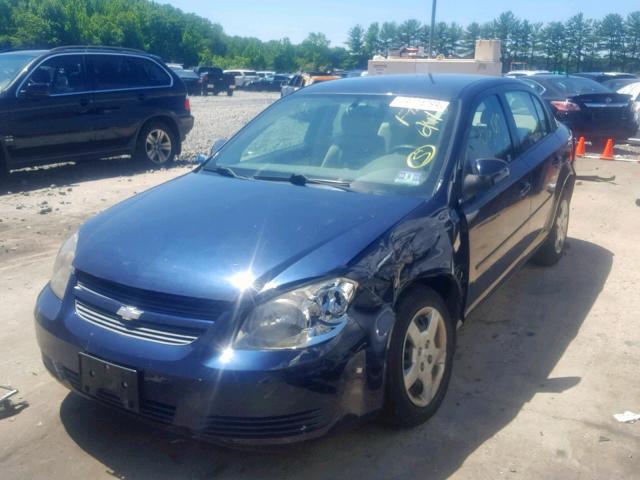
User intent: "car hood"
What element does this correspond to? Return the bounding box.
[75,171,423,301]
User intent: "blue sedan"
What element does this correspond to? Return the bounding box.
[35,74,575,445]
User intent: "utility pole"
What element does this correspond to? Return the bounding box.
[428,0,437,58]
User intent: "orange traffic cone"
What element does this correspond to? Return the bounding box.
[600,138,614,160]
[575,136,586,158]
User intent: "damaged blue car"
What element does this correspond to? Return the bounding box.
[35,74,575,445]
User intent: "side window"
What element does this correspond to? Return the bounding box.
[124,57,171,87]
[531,95,551,135]
[465,95,513,172]
[26,55,86,95]
[89,55,171,91]
[505,91,545,151]
[89,55,128,90]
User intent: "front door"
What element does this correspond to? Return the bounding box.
[460,93,534,313]
[5,54,95,165]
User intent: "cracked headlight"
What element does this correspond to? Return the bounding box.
[50,231,78,300]
[234,278,357,350]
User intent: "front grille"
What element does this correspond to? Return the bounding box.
[201,409,328,439]
[76,271,227,321]
[75,300,201,346]
[61,367,176,424]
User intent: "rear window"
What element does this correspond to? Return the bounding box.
[546,77,610,95]
[89,55,171,91]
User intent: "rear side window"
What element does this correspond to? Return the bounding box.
[88,55,171,91]
[27,55,87,94]
[465,95,513,170]
[505,91,546,151]
[531,95,552,134]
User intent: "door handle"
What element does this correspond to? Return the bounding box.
[518,181,532,198]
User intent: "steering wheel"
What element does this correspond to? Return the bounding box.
[390,145,416,154]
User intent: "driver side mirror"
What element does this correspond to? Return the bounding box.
[463,158,510,199]
[20,82,50,98]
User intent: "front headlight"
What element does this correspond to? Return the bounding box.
[50,232,78,300]
[234,278,357,350]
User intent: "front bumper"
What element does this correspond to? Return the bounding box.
[35,283,391,445]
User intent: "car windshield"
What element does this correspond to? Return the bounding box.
[208,93,455,196]
[0,52,40,91]
[547,77,611,95]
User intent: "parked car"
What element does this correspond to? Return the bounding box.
[195,66,235,96]
[35,74,575,445]
[618,81,640,135]
[0,46,193,176]
[519,74,638,146]
[224,69,258,88]
[256,70,275,78]
[280,72,340,97]
[245,74,291,92]
[573,72,638,84]
[168,64,202,96]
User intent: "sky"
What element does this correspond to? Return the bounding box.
[166,0,638,45]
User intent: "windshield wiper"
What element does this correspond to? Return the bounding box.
[208,165,250,180]
[254,173,352,191]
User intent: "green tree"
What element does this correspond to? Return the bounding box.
[599,13,626,69]
[364,22,381,57]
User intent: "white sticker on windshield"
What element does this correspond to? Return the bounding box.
[394,170,424,186]
[390,96,450,112]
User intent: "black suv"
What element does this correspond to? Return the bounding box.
[0,46,194,176]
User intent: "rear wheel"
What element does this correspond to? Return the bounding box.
[385,287,455,427]
[227,88,234,97]
[135,121,178,168]
[532,195,570,266]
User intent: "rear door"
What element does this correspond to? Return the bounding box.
[460,93,534,313]
[503,90,565,243]
[87,54,173,152]
[5,54,95,164]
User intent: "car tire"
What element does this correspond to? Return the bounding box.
[134,121,178,168]
[385,286,455,427]
[213,90,220,96]
[227,88,234,97]
[531,194,571,266]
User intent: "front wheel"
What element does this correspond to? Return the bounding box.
[385,287,455,427]
[531,195,570,266]
[134,121,178,168]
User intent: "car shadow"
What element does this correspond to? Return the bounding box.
[58,238,612,480]
[0,158,194,196]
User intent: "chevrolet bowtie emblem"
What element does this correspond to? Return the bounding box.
[117,305,143,321]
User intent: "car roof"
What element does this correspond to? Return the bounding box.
[301,74,524,100]
[2,46,161,59]
[0,49,48,57]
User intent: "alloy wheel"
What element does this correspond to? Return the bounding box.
[145,129,172,165]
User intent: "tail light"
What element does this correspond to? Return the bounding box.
[184,97,191,113]
[551,100,581,112]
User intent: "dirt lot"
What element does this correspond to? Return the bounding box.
[1,92,639,479]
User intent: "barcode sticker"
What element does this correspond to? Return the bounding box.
[390,96,450,112]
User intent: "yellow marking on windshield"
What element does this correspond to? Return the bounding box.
[407,145,436,169]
